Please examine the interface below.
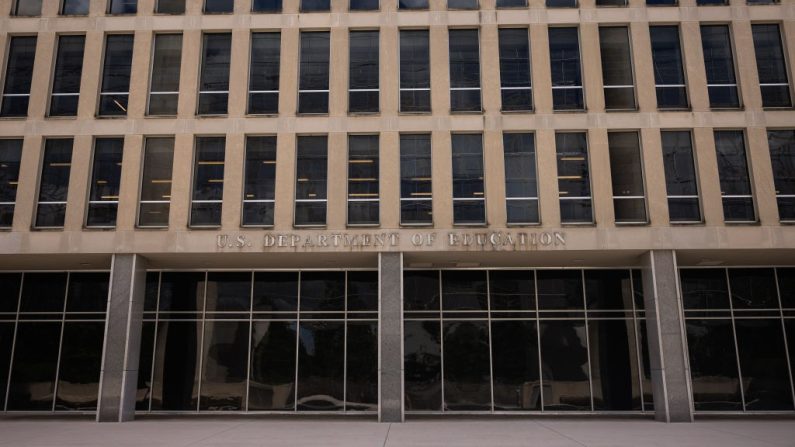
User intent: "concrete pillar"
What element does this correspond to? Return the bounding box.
[379,252,404,423]
[96,254,148,422]
[640,250,694,423]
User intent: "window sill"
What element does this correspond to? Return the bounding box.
[136,226,170,230]
[189,226,222,230]
[605,108,638,113]
[501,109,534,114]
[145,114,178,119]
[506,222,542,227]
[0,116,28,121]
[450,110,483,115]
[348,111,380,116]
[399,111,432,116]
[246,113,279,117]
[400,223,434,228]
[658,107,692,112]
[296,113,330,117]
[95,115,128,119]
[45,115,78,120]
[83,226,117,231]
[553,109,587,114]
[762,106,795,111]
[614,221,650,226]
[31,227,65,231]
[709,107,744,112]
[560,222,596,227]
[347,223,380,228]
[196,114,229,118]
[241,225,275,229]
[723,220,760,226]
[453,223,489,227]
[669,221,705,226]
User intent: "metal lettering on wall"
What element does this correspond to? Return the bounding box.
[216,231,566,251]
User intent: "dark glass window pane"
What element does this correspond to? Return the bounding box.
[399,0,428,8]
[139,137,174,227]
[198,34,231,115]
[608,132,647,223]
[349,31,379,113]
[249,321,296,410]
[346,321,378,410]
[205,272,251,312]
[20,273,67,313]
[404,271,440,311]
[156,0,186,13]
[0,323,15,407]
[452,134,485,224]
[87,138,123,227]
[680,268,730,310]
[400,30,430,112]
[297,321,344,411]
[585,269,633,311]
[0,273,22,312]
[98,35,133,116]
[347,271,378,311]
[589,319,641,410]
[50,35,85,117]
[647,0,677,4]
[243,136,276,226]
[144,272,159,311]
[449,0,478,8]
[0,139,23,227]
[348,135,379,225]
[449,30,481,112]
[777,268,795,309]
[36,139,73,228]
[400,134,432,224]
[204,0,233,12]
[786,321,795,397]
[136,322,155,411]
[537,270,584,310]
[191,137,225,227]
[547,0,576,5]
[300,272,344,312]
[13,0,41,15]
[638,320,654,410]
[66,272,109,313]
[489,270,535,310]
[253,272,298,312]
[714,130,755,222]
[661,131,701,222]
[158,272,205,313]
[540,320,591,410]
[752,24,791,108]
[650,26,688,109]
[599,27,635,110]
[549,27,583,110]
[350,0,378,9]
[55,322,104,411]
[148,34,182,116]
[301,0,329,10]
[1,36,36,117]
[701,25,739,108]
[686,319,742,411]
[442,270,487,311]
[109,0,138,13]
[199,321,249,411]
[150,321,201,410]
[556,132,592,223]
[252,0,282,11]
[249,33,280,115]
[597,0,626,4]
[7,322,61,410]
[697,0,726,3]
[298,32,330,114]
[497,0,526,6]
[443,321,491,411]
[498,29,532,112]
[728,268,778,310]
[404,320,442,411]
[769,130,795,221]
[735,319,794,410]
[295,136,328,226]
[491,320,540,410]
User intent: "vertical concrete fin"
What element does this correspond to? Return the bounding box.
[379,252,404,422]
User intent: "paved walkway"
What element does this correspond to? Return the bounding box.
[1,417,794,446]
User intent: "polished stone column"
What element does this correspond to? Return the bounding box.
[96,254,148,422]
[379,252,404,422]
[640,250,694,422]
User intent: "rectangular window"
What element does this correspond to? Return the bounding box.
[98,34,134,116]
[399,0,428,9]
[400,134,432,225]
[242,136,276,227]
[295,136,328,227]
[61,0,89,15]
[503,133,538,224]
[13,0,41,15]
[497,0,526,6]
[400,30,431,113]
[350,0,378,10]
[156,0,186,13]
[556,132,592,224]
[596,0,626,5]
[49,35,85,117]
[1,36,37,117]
[650,26,688,109]
[767,130,795,222]
[198,33,231,115]
[204,0,233,13]
[701,25,740,109]
[108,0,137,14]
[298,32,330,114]
[647,0,676,4]
[498,28,533,112]
[87,138,123,228]
[148,34,182,116]
[549,27,584,111]
[452,134,485,225]
[0,140,23,228]
[714,130,755,222]
[661,131,701,223]
[348,135,379,226]
[697,0,727,4]
[747,0,779,3]
[190,137,225,227]
[599,27,636,110]
[301,0,329,11]
[252,0,282,11]
[608,132,647,224]
[35,139,73,228]
[449,30,481,112]
[349,31,379,114]
[248,32,280,115]
[138,137,174,228]
[449,0,478,9]
[547,0,576,6]
[752,24,792,108]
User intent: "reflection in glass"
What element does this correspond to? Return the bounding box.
[714,130,755,222]
[768,130,795,221]
[0,140,23,227]
[49,35,85,117]
[346,322,378,410]
[443,321,491,411]
[157,0,185,13]
[109,0,138,13]
[599,27,636,110]
[0,323,15,407]
[0,273,21,312]
[249,321,297,410]
[1,36,37,117]
[200,321,249,411]
[98,35,134,116]
[549,28,583,110]
[556,133,592,223]
[442,270,487,311]
[404,321,442,411]
[150,321,201,410]
[540,320,591,411]
[55,322,105,410]
[489,270,534,310]
[297,321,344,411]
[735,319,794,411]
[400,134,433,224]
[198,34,232,115]
[191,137,226,227]
[701,25,739,109]
[87,138,124,227]
[349,31,380,113]
[498,29,532,111]
[399,31,431,112]
[13,0,41,15]
[148,34,182,116]
[589,319,641,410]
[779,268,795,309]
[404,271,440,311]
[686,319,742,411]
[537,270,584,310]
[351,0,379,9]
[585,269,633,311]
[20,272,68,313]
[491,320,540,410]
[136,322,155,411]
[248,33,280,115]
[7,323,61,410]
[661,131,701,222]
[253,0,282,11]
[650,26,688,109]
[302,0,330,10]
[138,137,174,227]
[253,272,298,312]
[300,272,344,312]
[158,272,205,313]
[35,139,73,228]
[728,268,778,310]
[347,271,378,311]
[298,32,331,114]
[752,24,791,108]
[680,268,730,310]
[66,272,110,313]
[295,136,328,226]
[608,132,647,223]
[206,273,251,312]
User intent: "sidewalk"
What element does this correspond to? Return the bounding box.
[1,416,794,446]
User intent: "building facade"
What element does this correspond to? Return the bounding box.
[0,0,794,423]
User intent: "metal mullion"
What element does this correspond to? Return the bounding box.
[773,268,795,409]
[343,271,348,412]
[196,272,208,413]
[582,269,595,411]
[51,272,70,412]
[146,272,162,412]
[245,271,254,412]
[724,269,746,411]
[534,269,544,412]
[485,271,494,413]
[438,270,445,412]
[294,271,301,412]
[3,272,24,412]
[630,271,646,413]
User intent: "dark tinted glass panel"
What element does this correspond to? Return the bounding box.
[400,134,432,224]
[589,319,641,410]
[243,136,276,226]
[404,271,440,311]
[20,273,67,313]
[205,273,251,312]
[144,273,159,311]
[253,272,298,312]
[449,0,477,8]
[497,0,526,5]
[249,33,281,115]
[547,0,576,5]
[399,0,428,8]
[191,137,225,227]
[347,271,378,311]
[36,140,73,228]
[50,35,85,116]
[302,0,329,10]
[442,270,487,311]
[597,0,626,4]
[787,321,795,395]
[55,322,104,411]
[728,269,778,310]
[540,320,591,410]
[346,321,378,410]
[449,30,481,112]
[295,136,328,226]
[697,0,726,3]
[0,323,15,407]
[498,29,532,111]
[0,140,22,227]
[599,27,635,110]
[300,272,344,312]
[686,319,742,411]
[0,273,22,312]
[608,132,647,223]
[198,34,231,115]
[139,137,174,227]
[777,268,795,309]
[443,321,491,411]
[556,133,592,223]
[680,269,730,310]
[350,0,378,9]
[768,130,795,221]
[549,28,583,110]
[66,273,109,313]
[650,26,688,109]
[158,272,205,313]
[7,322,61,410]
[200,321,249,411]
[1,36,36,117]
[701,25,739,108]
[148,34,182,116]
[297,321,344,411]
[349,31,379,113]
[298,32,330,114]
[13,0,41,15]
[585,269,633,311]
[87,138,123,227]
[451,134,485,224]
[253,0,282,11]
[400,30,430,112]
[150,321,201,410]
[404,320,442,410]
[661,131,701,222]
[489,270,535,310]
[537,270,584,310]
[735,319,794,410]
[491,320,540,410]
[714,130,755,222]
[98,35,133,116]
[638,320,654,410]
[157,0,186,13]
[136,322,155,410]
[503,133,538,224]
[205,0,233,12]
[752,24,791,108]
[347,135,379,225]
[647,0,676,4]
[109,0,138,13]
[249,321,297,410]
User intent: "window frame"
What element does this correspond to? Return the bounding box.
[196,32,232,116]
[85,137,124,229]
[497,27,534,113]
[346,134,380,227]
[136,136,175,229]
[660,129,704,225]
[96,33,135,118]
[503,132,540,226]
[548,26,586,112]
[714,129,758,224]
[240,134,277,228]
[607,130,649,225]
[766,128,795,223]
[47,34,87,118]
[146,33,183,117]
[448,28,483,113]
[555,131,594,225]
[297,31,331,116]
[189,136,227,229]
[107,0,138,15]
[398,28,431,114]
[751,22,793,110]
[247,31,281,116]
[451,132,487,226]
[293,135,329,228]
[649,24,691,111]
[11,0,42,16]
[0,138,23,229]
[599,25,638,112]
[348,29,380,115]
[33,138,74,230]
[399,133,434,227]
[0,34,38,118]
[60,0,90,15]
[700,23,742,110]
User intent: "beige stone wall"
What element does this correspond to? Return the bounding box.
[0,0,794,265]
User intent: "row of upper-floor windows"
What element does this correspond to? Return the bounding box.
[5,0,784,17]
[0,128,793,230]
[1,24,792,118]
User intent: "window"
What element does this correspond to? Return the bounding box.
[87,138,123,228]
[298,32,330,114]
[148,34,182,116]
[242,136,276,227]
[647,0,676,4]
[1,36,37,117]
[35,139,73,228]
[198,33,231,115]
[400,134,432,225]
[205,0,233,12]
[138,137,174,228]
[252,0,282,11]
[599,27,636,110]
[399,30,431,113]
[49,35,85,117]
[747,0,778,3]
[752,24,791,108]
[0,140,22,228]
[596,0,626,5]
[497,0,526,6]
[349,31,379,114]
[12,0,41,16]
[98,35,133,117]
[697,0,727,3]
[399,0,427,9]
[295,136,328,227]
[650,26,688,109]
[556,132,592,224]
[449,0,477,9]
[714,130,755,222]
[156,0,186,13]
[190,137,226,227]
[348,135,379,226]
[503,133,538,225]
[701,25,740,109]
[61,0,89,15]
[449,29,481,112]
[351,0,378,9]
[248,32,280,115]
[549,27,584,111]
[498,28,532,112]
[608,132,647,224]
[452,134,485,225]
[547,0,576,6]
[767,130,795,222]
[108,0,137,14]
[661,131,701,223]
[301,0,329,11]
